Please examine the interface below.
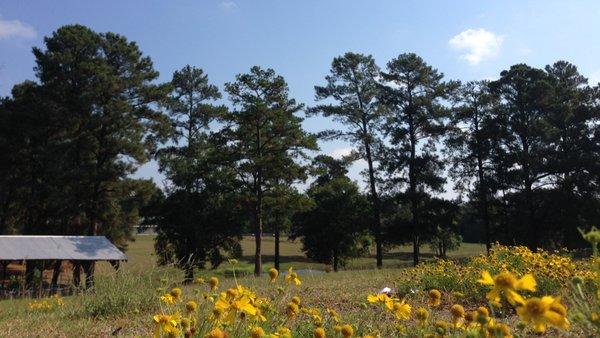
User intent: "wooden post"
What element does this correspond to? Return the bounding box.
[51,260,62,290]
[72,261,81,288]
[83,261,95,289]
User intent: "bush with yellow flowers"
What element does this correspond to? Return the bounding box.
[567,227,600,336]
[27,294,65,312]
[396,243,597,300]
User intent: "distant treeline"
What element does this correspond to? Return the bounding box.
[1,25,599,277]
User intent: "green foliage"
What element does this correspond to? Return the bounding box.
[0,25,168,255]
[222,66,318,276]
[152,65,242,280]
[378,53,457,265]
[291,155,371,271]
[310,52,385,268]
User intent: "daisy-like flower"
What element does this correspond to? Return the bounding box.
[367,293,394,310]
[488,323,513,338]
[205,327,229,338]
[209,277,219,291]
[160,293,176,305]
[428,289,442,307]
[286,302,300,319]
[327,308,340,323]
[416,307,429,327]
[272,327,292,338]
[340,324,354,338]
[170,287,183,300]
[284,267,302,285]
[250,326,265,338]
[516,296,570,333]
[313,327,326,338]
[268,268,279,282]
[392,301,412,320]
[450,304,465,327]
[478,271,536,306]
[186,300,198,313]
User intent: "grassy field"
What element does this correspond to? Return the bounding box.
[97,235,486,276]
[0,235,488,336]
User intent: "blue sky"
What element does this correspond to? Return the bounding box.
[2,0,600,195]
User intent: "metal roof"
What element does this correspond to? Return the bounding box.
[0,236,127,261]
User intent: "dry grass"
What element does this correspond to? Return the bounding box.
[0,235,489,337]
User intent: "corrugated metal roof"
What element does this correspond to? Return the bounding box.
[0,236,127,261]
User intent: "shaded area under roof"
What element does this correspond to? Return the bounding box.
[0,236,127,261]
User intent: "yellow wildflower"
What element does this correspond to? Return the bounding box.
[416,307,429,327]
[392,301,412,320]
[285,267,302,285]
[205,327,229,338]
[286,302,299,319]
[367,293,394,310]
[516,296,570,333]
[269,268,279,282]
[272,327,292,338]
[186,300,198,313]
[340,324,354,338]
[489,323,512,338]
[170,287,183,300]
[478,271,536,306]
[450,304,465,327]
[314,327,326,338]
[161,293,176,305]
[464,311,477,327]
[291,296,301,305]
[250,326,265,338]
[428,289,442,307]
[209,277,219,290]
[327,308,340,323]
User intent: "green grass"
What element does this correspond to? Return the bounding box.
[96,234,485,277]
[0,235,487,337]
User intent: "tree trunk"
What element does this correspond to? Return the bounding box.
[413,236,420,266]
[477,156,491,255]
[254,188,263,276]
[364,139,383,269]
[333,252,339,272]
[408,112,419,266]
[274,225,280,271]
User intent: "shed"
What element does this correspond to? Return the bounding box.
[0,236,127,295]
[0,236,127,261]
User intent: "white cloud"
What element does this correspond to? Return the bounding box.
[0,17,36,40]
[220,1,237,10]
[449,29,503,65]
[589,71,600,85]
[330,147,354,159]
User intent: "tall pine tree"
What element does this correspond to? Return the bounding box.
[309,52,384,268]
[223,66,317,276]
[379,53,455,266]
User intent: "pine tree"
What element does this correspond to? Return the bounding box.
[378,53,456,266]
[489,64,553,250]
[446,81,498,254]
[223,66,317,276]
[309,52,384,268]
[154,65,241,282]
